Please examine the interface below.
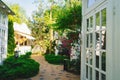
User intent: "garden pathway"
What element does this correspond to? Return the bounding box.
[29,54,80,80]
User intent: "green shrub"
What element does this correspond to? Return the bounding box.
[45,54,68,65]
[20,52,32,59]
[69,59,80,74]
[64,58,80,75]
[0,52,39,80]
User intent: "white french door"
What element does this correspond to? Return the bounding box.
[85,2,107,80]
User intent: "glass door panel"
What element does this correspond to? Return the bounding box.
[95,31,101,49]
[90,33,93,48]
[101,9,106,29]
[90,67,92,80]
[96,51,100,68]
[101,73,106,80]
[101,52,106,71]
[96,70,99,80]
[101,30,106,49]
[87,19,89,31]
[96,12,100,30]
[86,34,89,48]
[86,65,88,79]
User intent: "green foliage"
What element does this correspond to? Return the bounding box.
[45,54,68,65]
[29,0,82,54]
[69,58,80,74]
[8,4,27,23]
[64,56,80,75]
[7,20,16,56]
[67,31,80,43]
[53,4,82,33]
[0,52,39,80]
[20,52,32,59]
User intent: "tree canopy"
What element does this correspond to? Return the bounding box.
[28,0,82,53]
[8,4,27,23]
[53,3,82,33]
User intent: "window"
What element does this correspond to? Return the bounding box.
[86,16,93,31]
[2,14,6,25]
[1,30,5,40]
[25,41,27,45]
[1,47,4,54]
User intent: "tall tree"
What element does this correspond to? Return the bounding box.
[7,20,16,56]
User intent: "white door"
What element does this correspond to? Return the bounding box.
[82,0,107,80]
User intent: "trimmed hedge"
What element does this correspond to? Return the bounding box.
[0,52,39,80]
[45,54,68,65]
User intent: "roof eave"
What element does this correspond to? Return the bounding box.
[0,0,15,15]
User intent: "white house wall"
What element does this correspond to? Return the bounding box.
[0,13,8,64]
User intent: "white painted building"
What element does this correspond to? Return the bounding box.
[14,22,35,55]
[81,0,120,80]
[0,1,14,64]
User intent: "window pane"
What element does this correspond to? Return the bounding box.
[95,32,100,49]
[96,51,100,68]
[2,30,4,38]
[102,8,106,29]
[86,34,89,47]
[96,70,99,80]
[96,12,100,30]
[90,16,93,28]
[90,33,93,48]
[3,15,6,25]
[101,31,106,49]
[1,47,4,54]
[101,73,106,80]
[90,51,93,65]
[86,65,88,79]
[90,67,92,80]
[87,19,89,31]
[86,50,89,63]
[101,52,106,71]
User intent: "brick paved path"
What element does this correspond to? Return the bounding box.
[19,55,80,80]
